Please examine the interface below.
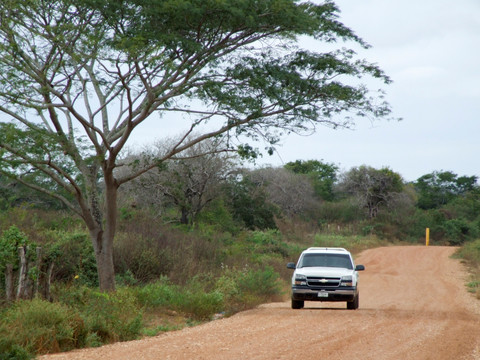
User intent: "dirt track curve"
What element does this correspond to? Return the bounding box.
[40,246,480,360]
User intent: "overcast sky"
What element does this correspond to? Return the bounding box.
[130,1,480,182]
[251,0,480,181]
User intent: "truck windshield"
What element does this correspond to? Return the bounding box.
[298,254,353,269]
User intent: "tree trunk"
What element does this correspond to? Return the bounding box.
[88,227,116,292]
[180,208,189,224]
[79,165,118,292]
[90,169,118,292]
[5,264,14,302]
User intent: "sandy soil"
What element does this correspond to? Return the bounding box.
[39,246,480,360]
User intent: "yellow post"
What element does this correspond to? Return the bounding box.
[426,228,430,246]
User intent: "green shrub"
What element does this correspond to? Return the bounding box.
[115,269,138,286]
[216,265,283,313]
[0,340,32,360]
[134,278,177,308]
[247,230,287,256]
[175,290,224,320]
[456,238,480,265]
[48,231,98,286]
[133,278,223,320]
[56,286,143,344]
[238,266,282,298]
[84,289,143,343]
[0,298,85,355]
[443,218,478,245]
[196,198,240,235]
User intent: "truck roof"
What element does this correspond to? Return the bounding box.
[304,247,350,254]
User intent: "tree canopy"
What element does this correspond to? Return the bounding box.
[284,159,338,200]
[0,0,394,290]
[414,171,478,210]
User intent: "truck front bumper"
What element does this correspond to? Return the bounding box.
[291,287,357,302]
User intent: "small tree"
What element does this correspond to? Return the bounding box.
[224,172,279,230]
[249,167,316,217]
[339,166,404,218]
[123,138,237,224]
[284,159,339,201]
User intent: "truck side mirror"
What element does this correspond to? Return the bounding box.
[287,262,296,269]
[355,265,365,271]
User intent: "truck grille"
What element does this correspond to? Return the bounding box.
[307,276,341,287]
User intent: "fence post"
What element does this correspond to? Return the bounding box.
[17,246,27,299]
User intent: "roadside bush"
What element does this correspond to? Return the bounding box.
[84,289,143,343]
[0,298,85,356]
[245,230,289,257]
[216,265,283,313]
[224,229,300,270]
[443,218,477,245]
[134,278,178,308]
[0,336,32,360]
[56,286,143,345]
[133,278,223,320]
[175,290,224,320]
[456,239,480,266]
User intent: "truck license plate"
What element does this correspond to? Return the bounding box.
[318,292,328,298]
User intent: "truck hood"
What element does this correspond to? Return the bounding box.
[295,267,354,277]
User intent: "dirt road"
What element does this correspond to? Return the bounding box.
[40,246,480,360]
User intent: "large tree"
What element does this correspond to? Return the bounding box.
[0,0,394,290]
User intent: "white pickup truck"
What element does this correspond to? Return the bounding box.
[287,247,365,310]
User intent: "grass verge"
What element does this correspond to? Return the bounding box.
[455,238,480,300]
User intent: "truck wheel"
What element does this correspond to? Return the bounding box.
[347,294,359,310]
[291,299,304,309]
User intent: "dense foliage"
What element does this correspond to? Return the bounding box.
[0,161,479,357]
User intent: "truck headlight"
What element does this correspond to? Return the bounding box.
[294,274,307,286]
[340,275,353,287]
